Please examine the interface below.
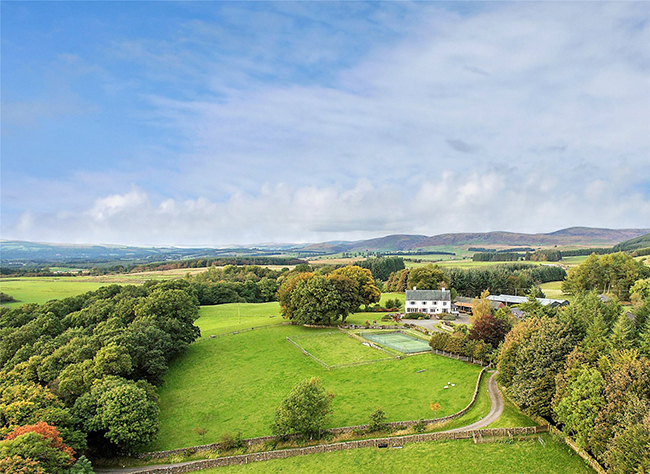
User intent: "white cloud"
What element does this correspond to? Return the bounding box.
[2,2,648,245]
[9,173,648,246]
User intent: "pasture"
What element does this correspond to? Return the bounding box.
[153,314,482,450]
[539,280,567,300]
[0,278,111,307]
[198,434,594,474]
[288,331,394,366]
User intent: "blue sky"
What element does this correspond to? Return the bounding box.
[2,1,649,246]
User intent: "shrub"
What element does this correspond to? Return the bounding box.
[438,312,457,321]
[412,419,427,433]
[271,378,334,440]
[368,408,386,432]
[220,431,244,450]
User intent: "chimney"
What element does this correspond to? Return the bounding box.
[413,286,417,290]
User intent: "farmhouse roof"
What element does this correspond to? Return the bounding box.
[486,294,569,307]
[406,289,451,302]
[453,296,473,305]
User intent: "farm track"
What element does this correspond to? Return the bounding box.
[96,372,506,474]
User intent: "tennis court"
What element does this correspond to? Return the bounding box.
[360,331,431,354]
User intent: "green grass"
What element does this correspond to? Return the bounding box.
[539,280,567,300]
[198,303,285,336]
[289,332,392,366]
[197,434,594,473]
[432,370,491,431]
[154,320,481,451]
[488,388,536,429]
[0,278,112,307]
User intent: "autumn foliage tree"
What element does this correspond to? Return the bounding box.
[0,422,75,474]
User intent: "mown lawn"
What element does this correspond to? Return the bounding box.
[153,321,481,451]
[199,434,594,474]
[289,331,393,366]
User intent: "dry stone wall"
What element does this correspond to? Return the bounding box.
[127,426,546,474]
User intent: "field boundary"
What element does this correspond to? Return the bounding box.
[285,332,398,369]
[121,425,546,473]
[136,367,488,460]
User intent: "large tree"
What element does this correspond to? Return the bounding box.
[562,252,650,301]
[271,378,334,440]
[73,377,159,453]
[406,264,449,291]
[330,265,380,309]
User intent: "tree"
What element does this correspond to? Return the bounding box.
[406,265,449,291]
[0,455,46,474]
[290,275,344,325]
[631,278,650,308]
[330,266,380,309]
[277,272,314,320]
[368,408,386,432]
[469,290,492,323]
[562,252,650,301]
[193,427,209,444]
[73,377,159,453]
[498,317,575,417]
[271,378,334,440]
[469,312,509,348]
[1,423,75,474]
[68,456,95,474]
[553,365,605,448]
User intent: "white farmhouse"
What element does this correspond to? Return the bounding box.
[404,288,452,315]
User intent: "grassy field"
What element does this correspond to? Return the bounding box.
[153,318,482,450]
[539,281,567,300]
[289,332,393,366]
[0,278,112,307]
[197,434,594,474]
[198,303,285,336]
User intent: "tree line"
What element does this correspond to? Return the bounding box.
[385,263,566,297]
[0,281,202,471]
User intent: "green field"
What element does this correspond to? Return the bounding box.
[539,281,567,300]
[0,278,112,307]
[153,317,482,450]
[198,434,594,474]
[289,332,393,366]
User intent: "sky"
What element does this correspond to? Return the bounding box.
[2,1,649,246]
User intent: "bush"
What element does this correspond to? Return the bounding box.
[437,312,457,321]
[220,431,244,450]
[412,419,427,433]
[368,408,386,432]
[404,312,428,319]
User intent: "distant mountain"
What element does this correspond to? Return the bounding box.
[298,227,650,253]
[2,227,648,266]
[0,240,276,266]
[301,235,429,253]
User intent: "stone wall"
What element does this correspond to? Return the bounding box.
[548,425,607,474]
[127,426,546,473]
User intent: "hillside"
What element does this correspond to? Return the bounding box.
[613,232,650,252]
[301,227,650,253]
[2,227,648,266]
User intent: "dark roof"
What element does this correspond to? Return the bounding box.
[454,296,473,304]
[487,294,569,307]
[511,308,526,319]
[405,289,451,301]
